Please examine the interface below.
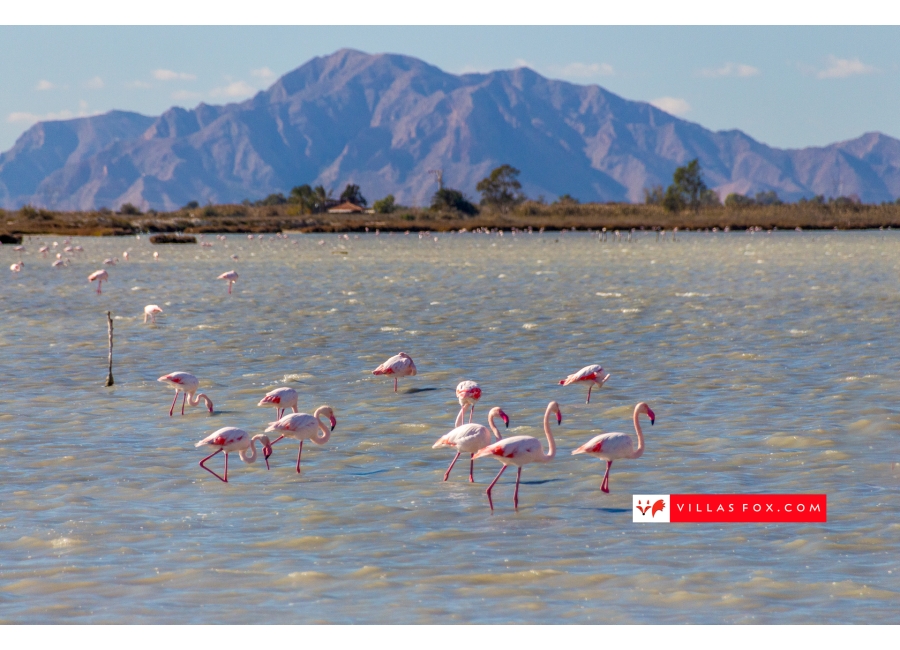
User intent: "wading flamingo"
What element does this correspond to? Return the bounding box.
[474,401,562,511]
[88,269,108,293]
[257,387,299,419]
[372,352,417,392]
[571,402,655,493]
[558,364,610,403]
[144,304,163,323]
[433,406,508,482]
[455,380,482,425]
[195,427,273,482]
[218,270,238,294]
[157,371,214,416]
[264,406,337,474]
[10,263,23,273]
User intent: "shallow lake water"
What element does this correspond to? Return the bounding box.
[1,229,899,623]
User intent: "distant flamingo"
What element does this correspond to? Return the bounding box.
[558,364,610,403]
[218,270,238,294]
[258,386,299,419]
[103,257,117,266]
[153,251,159,260]
[264,406,337,473]
[39,246,49,255]
[52,260,67,268]
[10,263,23,273]
[157,371,214,416]
[455,380,482,425]
[433,406,509,482]
[571,402,655,493]
[123,251,129,261]
[195,427,273,482]
[144,304,163,323]
[372,352,417,392]
[88,269,108,293]
[474,401,562,510]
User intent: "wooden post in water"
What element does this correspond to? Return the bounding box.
[105,311,114,387]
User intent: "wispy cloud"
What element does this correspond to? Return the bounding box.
[126,80,153,89]
[171,90,202,101]
[210,80,257,99]
[85,76,104,89]
[698,62,760,78]
[7,105,97,125]
[555,62,615,78]
[152,69,197,81]
[35,79,54,91]
[816,56,876,79]
[650,96,691,116]
[251,67,276,79]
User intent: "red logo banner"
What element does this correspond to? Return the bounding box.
[668,494,826,522]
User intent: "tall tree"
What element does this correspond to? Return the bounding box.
[476,164,526,211]
[663,159,717,212]
[340,183,367,207]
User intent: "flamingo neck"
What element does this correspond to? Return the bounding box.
[188,392,213,412]
[542,405,557,461]
[454,404,466,428]
[312,407,332,445]
[487,409,503,441]
[633,408,645,459]
[239,439,258,464]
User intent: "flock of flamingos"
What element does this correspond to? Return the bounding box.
[9,237,657,511]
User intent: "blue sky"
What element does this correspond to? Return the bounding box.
[1,26,899,153]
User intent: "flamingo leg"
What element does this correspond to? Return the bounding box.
[469,453,475,483]
[514,467,522,509]
[199,449,227,482]
[295,440,304,474]
[168,391,178,417]
[468,405,474,423]
[97,281,102,294]
[393,377,398,392]
[181,393,186,415]
[601,461,612,493]
[586,383,593,404]
[443,452,461,481]
[485,465,508,511]
[228,281,232,294]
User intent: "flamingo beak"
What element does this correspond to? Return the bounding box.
[330,415,337,431]
[500,412,510,428]
[557,412,563,425]
[263,447,271,470]
[647,408,656,425]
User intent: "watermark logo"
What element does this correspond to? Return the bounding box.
[633,494,826,523]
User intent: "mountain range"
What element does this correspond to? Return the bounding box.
[2,48,900,211]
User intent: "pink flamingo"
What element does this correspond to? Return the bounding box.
[474,401,562,511]
[144,304,163,323]
[195,427,273,482]
[257,386,299,419]
[10,263,23,273]
[88,269,108,293]
[372,352,417,392]
[455,380,482,424]
[157,372,214,416]
[264,406,337,474]
[217,270,238,294]
[558,364,610,403]
[571,402,655,493]
[433,406,508,482]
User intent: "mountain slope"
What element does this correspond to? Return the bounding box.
[2,48,899,211]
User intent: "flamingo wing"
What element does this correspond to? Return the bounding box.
[196,427,247,448]
[474,435,542,462]
[560,364,603,385]
[265,412,316,435]
[572,432,634,458]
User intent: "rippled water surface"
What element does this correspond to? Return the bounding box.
[1,230,899,623]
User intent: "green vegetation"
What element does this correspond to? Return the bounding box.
[339,183,367,207]
[373,194,397,214]
[431,187,478,215]
[477,164,525,211]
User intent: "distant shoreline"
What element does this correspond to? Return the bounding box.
[3,202,900,238]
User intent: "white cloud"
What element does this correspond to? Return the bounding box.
[699,62,760,78]
[85,76,104,89]
[171,90,202,101]
[650,96,691,116]
[152,69,197,81]
[210,80,257,99]
[251,67,276,79]
[127,80,153,89]
[817,56,876,79]
[7,109,81,124]
[556,62,615,78]
[35,79,54,91]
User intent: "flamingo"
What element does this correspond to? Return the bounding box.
[433,406,509,482]
[257,386,299,419]
[558,364,610,403]
[103,257,117,266]
[455,380,482,425]
[264,406,337,474]
[571,402,655,493]
[10,263,23,273]
[123,251,129,261]
[88,269,108,293]
[195,427,273,482]
[474,401,562,511]
[144,304,163,323]
[372,352,417,392]
[39,245,49,255]
[157,371,214,416]
[218,270,238,294]
[52,259,67,268]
